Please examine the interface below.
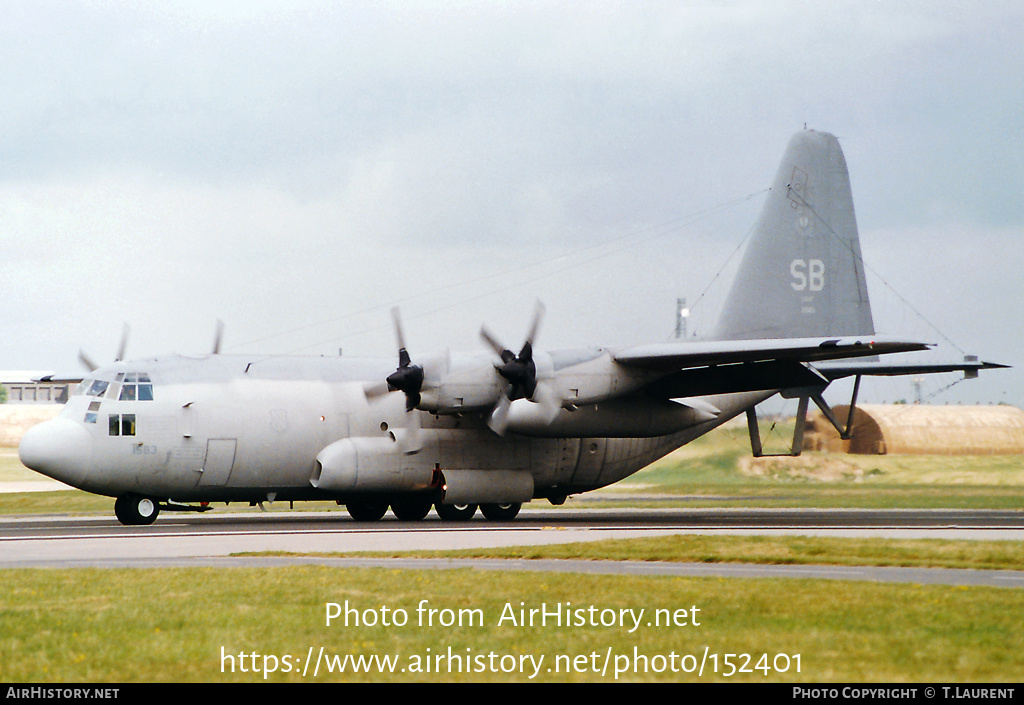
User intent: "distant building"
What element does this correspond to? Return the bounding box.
[0,371,79,405]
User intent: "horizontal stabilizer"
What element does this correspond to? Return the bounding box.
[615,335,929,371]
[814,357,1010,381]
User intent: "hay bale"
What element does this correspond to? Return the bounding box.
[0,406,62,447]
[803,404,1024,455]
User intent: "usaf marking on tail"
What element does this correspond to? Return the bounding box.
[19,130,1006,525]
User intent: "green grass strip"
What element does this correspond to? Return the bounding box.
[3,566,1024,682]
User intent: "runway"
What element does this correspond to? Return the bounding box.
[3,506,1023,587]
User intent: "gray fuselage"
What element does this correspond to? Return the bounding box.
[21,351,767,506]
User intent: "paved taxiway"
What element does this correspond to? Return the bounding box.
[2,506,1023,587]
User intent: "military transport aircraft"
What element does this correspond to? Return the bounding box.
[19,130,1004,525]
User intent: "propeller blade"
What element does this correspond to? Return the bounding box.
[115,323,130,362]
[399,409,423,455]
[487,395,513,435]
[78,350,98,373]
[480,300,557,427]
[212,319,225,355]
[391,307,407,353]
[479,326,512,362]
[530,380,563,423]
[371,306,425,411]
[421,349,451,384]
[78,323,130,372]
[523,300,545,349]
[363,380,391,399]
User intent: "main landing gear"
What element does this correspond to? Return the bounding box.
[111,495,523,524]
[345,498,390,522]
[344,499,522,522]
[479,502,521,521]
[434,502,478,521]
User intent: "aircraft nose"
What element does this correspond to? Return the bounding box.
[19,418,94,488]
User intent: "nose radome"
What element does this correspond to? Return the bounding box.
[18,418,93,488]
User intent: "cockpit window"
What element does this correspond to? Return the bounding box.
[84,401,101,424]
[86,380,109,397]
[119,373,153,401]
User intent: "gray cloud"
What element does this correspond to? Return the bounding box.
[1,0,1020,407]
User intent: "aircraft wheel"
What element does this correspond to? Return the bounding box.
[435,503,477,521]
[346,499,389,522]
[480,502,521,521]
[390,496,433,521]
[114,494,160,526]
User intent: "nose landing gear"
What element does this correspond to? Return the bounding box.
[114,494,160,526]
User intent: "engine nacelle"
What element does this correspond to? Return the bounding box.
[417,355,504,413]
[544,349,652,406]
[311,437,435,492]
[502,396,719,438]
[415,350,655,415]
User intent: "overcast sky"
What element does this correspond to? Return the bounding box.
[2,0,1021,408]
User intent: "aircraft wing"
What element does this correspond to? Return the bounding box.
[615,336,933,399]
[614,335,929,371]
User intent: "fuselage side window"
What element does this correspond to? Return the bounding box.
[108,413,136,437]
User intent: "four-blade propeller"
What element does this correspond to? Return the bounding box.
[78,323,131,373]
[80,320,224,373]
[385,308,425,412]
[364,307,425,454]
[479,301,562,434]
[365,302,563,444]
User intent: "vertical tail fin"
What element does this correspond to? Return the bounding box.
[713,130,874,341]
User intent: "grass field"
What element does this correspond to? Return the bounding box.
[3,565,1024,682]
[2,427,1023,682]
[363,533,1024,572]
[0,447,38,482]
[598,422,1024,509]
